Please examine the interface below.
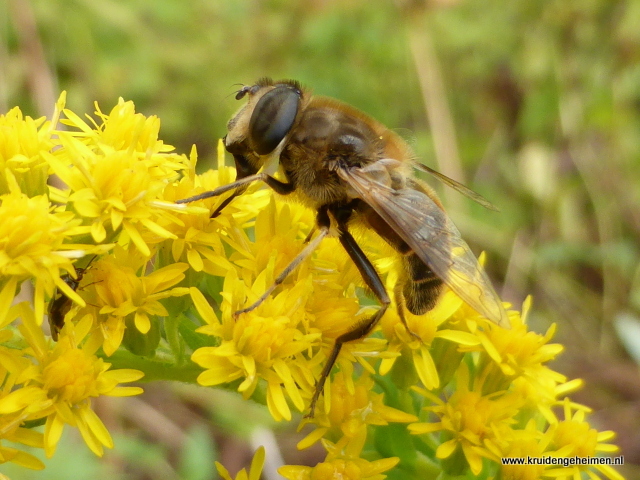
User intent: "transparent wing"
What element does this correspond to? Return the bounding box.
[338,164,509,328]
[413,163,499,211]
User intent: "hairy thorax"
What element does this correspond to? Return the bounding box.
[280,98,388,206]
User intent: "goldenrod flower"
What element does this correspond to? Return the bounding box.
[280,456,399,480]
[160,142,268,276]
[81,250,189,355]
[0,95,63,197]
[470,297,563,386]
[409,362,522,475]
[0,181,86,327]
[542,399,623,480]
[498,420,549,480]
[191,274,319,421]
[227,198,316,286]
[61,97,177,165]
[46,96,189,255]
[1,304,143,458]
[298,371,417,451]
[458,297,580,425]
[215,446,265,480]
[304,293,388,417]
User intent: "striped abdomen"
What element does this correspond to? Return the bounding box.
[360,203,444,315]
[399,247,443,315]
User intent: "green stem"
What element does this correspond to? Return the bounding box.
[104,349,203,383]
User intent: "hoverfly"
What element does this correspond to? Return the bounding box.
[48,255,97,341]
[177,78,509,416]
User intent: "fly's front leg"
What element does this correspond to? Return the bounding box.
[176,173,295,204]
[210,171,297,217]
[176,172,265,203]
[307,211,390,418]
[209,151,259,218]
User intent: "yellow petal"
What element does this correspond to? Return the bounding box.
[134,311,150,333]
[367,456,400,475]
[171,238,185,262]
[462,444,483,475]
[408,422,443,435]
[215,461,234,480]
[187,248,204,272]
[0,277,19,328]
[140,218,176,239]
[190,287,219,325]
[296,427,328,450]
[376,404,418,423]
[76,412,104,457]
[44,414,65,457]
[242,355,256,378]
[435,329,481,346]
[5,449,45,470]
[91,220,107,243]
[0,386,44,414]
[435,438,458,459]
[79,406,114,449]
[414,346,439,390]
[273,359,304,411]
[278,465,309,480]
[196,363,240,386]
[12,427,44,448]
[101,369,145,383]
[267,381,291,421]
[110,209,124,230]
[249,446,265,480]
[106,386,144,397]
[123,221,150,256]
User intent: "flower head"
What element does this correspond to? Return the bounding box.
[298,371,417,452]
[0,303,143,458]
[0,95,62,197]
[409,362,523,476]
[542,399,622,480]
[0,182,87,326]
[78,249,190,355]
[46,97,189,255]
[191,272,319,421]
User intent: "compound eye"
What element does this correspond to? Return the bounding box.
[248,85,301,155]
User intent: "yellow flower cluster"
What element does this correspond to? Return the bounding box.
[0,95,188,468]
[0,95,624,479]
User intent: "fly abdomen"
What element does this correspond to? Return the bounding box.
[360,203,444,316]
[401,251,443,315]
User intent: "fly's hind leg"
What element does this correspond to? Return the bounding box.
[307,207,390,418]
[393,282,422,341]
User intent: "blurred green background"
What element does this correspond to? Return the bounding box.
[2,0,639,478]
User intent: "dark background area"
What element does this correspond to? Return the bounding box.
[2,0,639,478]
